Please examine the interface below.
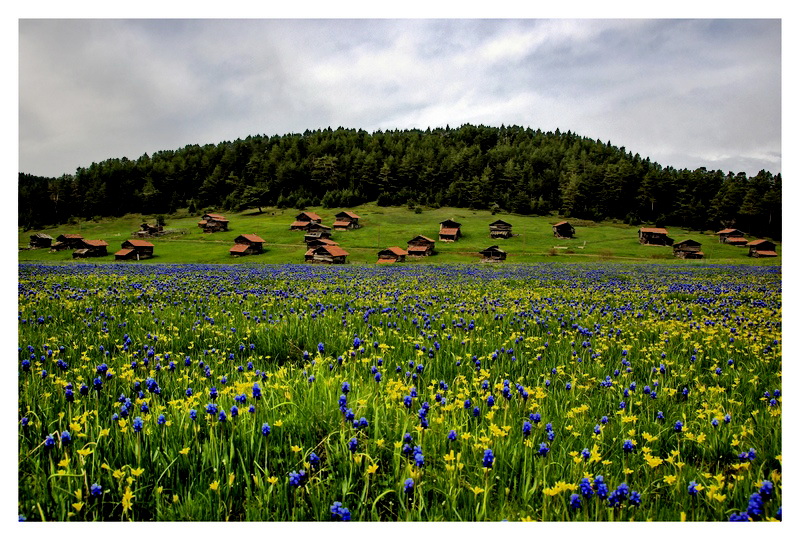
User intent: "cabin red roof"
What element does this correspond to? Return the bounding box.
[553,221,570,227]
[409,235,435,244]
[439,228,460,236]
[114,248,133,257]
[229,244,250,253]
[747,239,772,246]
[716,229,740,234]
[237,234,265,243]
[333,220,352,227]
[204,213,227,221]
[639,228,669,234]
[381,246,408,256]
[297,212,322,221]
[376,259,396,264]
[290,221,309,228]
[125,239,154,247]
[313,238,338,245]
[755,250,778,256]
[323,246,349,257]
[337,211,361,219]
[407,245,430,252]
[61,234,84,239]
[726,237,747,243]
[83,239,108,247]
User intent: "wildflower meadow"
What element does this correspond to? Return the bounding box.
[18,263,781,522]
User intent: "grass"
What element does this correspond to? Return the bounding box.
[18,204,780,265]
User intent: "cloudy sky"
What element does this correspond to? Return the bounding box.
[18,17,782,178]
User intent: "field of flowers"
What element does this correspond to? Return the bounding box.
[18,263,782,522]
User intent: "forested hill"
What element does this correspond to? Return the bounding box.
[18,124,781,238]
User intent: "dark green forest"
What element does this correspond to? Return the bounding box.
[18,124,781,238]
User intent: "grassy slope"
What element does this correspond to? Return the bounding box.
[17,204,780,265]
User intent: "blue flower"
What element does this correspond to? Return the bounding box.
[157,414,166,425]
[537,443,549,457]
[581,448,591,461]
[61,430,71,445]
[252,383,262,399]
[522,421,532,437]
[288,470,307,488]
[579,477,593,498]
[44,435,55,448]
[746,492,764,519]
[688,480,700,496]
[132,417,143,432]
[189,409,197,420]
[261,423,271,436]
[330,501,350,521]
[482,448,494,468]
[309,452,320,469]
[674,421,683,432]
[570,493,581,510]
[348,437,358,453]
[90,483,102,497]
[629,490,641,506]
[594,476,608,499]
[403,478,414,494]
[623,439,635,453]
[341,381,351,394]
[759,480,774,499]
[447,429,457,441]
[728,512,750,522]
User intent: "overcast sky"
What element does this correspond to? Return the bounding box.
[18,18,782,178]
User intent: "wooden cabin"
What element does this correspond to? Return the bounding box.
[638,227,673,246]
[489,220,513,239]
[290,211,323,230]
[114,239,154,260]
[303,223,333,242]
[198,213,229,232]
[725,237,748,247]
[333,211,362,230]
[135,222,163,237]
[716,228,746,243]
[673,240,704,259]
[72,239,108,258]
[52,233,84,251]
[553,221,576,239]
[407,235,436,257]
[377,246,407,264]
[229,234,265,256]
[306,237,339,249]
[439,219,462,242]
[747,239,777,258]
[29,233,53,249]
[307,245,349,264]
[479,245,507,262]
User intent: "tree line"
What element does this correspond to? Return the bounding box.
[18,124,781,239]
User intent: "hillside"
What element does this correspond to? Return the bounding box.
[18,125,781,240]
[17,204,780,265]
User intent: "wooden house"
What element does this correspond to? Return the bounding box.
[333,211,362,230]
[52,233,84,251]
[377,247,407,264]
[72,239,108,258]
[439,219,462,242]
[489,220,513,239]
[303,223,333,242]
[306,237,339,249]
[307,245,349,264]
[747,239,778,258]
[114,239,154,260]
[135,222,163,237]
[229,234,265,256]
[725,236,748,247]
[407,235,436,257]
[553,221,576,239]
[673,240,704,259]
[638,227,673,246]
[290,211,323,230]
[716,228,746,243]
[29,233,53,249]
[198,213,229,232]
[479,245,507,262]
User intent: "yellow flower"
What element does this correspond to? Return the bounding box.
[664,475,677,485]
[77,447,93,458]
[99,428,110,437]
[172,494,180,503]
[209,481,219,491]
[179,447,190,455]
[366,464,379,474]
[228,473,236,487]
[58,456,70,469]
[267,476,278,485]
[130,467,144,477]
[72,502,84,512]
[291,445,302,453]
[471,486,485,495]
[273,420,283,427]
[74,488,82,499]
[121,487,134,514]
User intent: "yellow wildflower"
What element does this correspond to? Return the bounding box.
[209,481,219,491]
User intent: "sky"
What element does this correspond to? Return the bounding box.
[17,16,784,180]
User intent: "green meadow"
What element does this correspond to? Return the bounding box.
[18,204,779,265]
